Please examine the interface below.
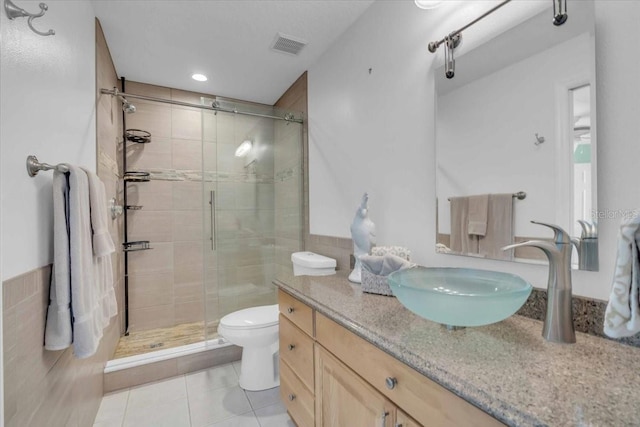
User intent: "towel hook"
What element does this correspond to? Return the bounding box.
[534,133,545,145]
[4,0,55,36]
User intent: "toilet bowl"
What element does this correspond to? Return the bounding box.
[218,304,280,391]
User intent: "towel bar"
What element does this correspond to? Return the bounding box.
[448,192,526,201]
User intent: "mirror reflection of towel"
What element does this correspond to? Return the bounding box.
[468,194,489,236]
[479,194,514,260]
[450,197,478,254]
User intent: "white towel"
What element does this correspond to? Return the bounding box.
[604,214,640,338]
[82,168,118,329]
[44,171,73,351]
[468,194,489,236]
[44,166,108,358]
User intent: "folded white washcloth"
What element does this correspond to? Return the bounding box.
[604,213,640,338]
[360,253,416,277]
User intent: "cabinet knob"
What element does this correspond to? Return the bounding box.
[287,307,295,314]
[385,377,397,390]
[288,394,296,401]
[288,344,296,351]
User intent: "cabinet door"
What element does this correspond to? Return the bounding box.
[315,345,394,427]
[395,409,421,427]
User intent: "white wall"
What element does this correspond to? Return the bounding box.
[1,0,97,281]
[1,4,96,419]
[308,0,640,301]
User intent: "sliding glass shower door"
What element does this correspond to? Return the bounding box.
[202,100,303,341]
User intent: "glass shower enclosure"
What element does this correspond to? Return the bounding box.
[112,88,303,360]
[202,98,304,341]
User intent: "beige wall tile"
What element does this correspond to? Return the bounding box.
[173,211,204,241]
[126,102,172,139]
[104,359,179,393]
[203,141,217,170]
[129,304,176,332]
[202,112,217,143]
[128,210,174,242]
[175,300,204,324]
[172,139,202,170]
[126,137,172,170]
[176,345,241,374]
[127,242,174,274]
[127,180,173,211]
[173,181,204,211]
[128,271,174,309]
[128,81,172,99]
[171,108,202,141]
[174,241,204,285]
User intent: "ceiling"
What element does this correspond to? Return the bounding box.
[92,0,375,105]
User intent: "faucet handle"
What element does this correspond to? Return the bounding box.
[577,219,598,238]
[530,221,571,245]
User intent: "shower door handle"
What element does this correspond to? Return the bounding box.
[209,190,216,251]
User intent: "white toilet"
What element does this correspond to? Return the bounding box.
[218,304,280,391]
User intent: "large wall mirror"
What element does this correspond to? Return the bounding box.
[435,1,597,269]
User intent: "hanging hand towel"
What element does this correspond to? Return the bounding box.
[44,171,73,351]
[478,193,514,260]
[468,194,489,236]
[44,166,104,358]
[449,197,478,254]
[604,214,640,338]
[82,168,118,329]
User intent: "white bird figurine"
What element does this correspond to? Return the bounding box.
[349,193,376,283]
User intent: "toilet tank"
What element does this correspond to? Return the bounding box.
[291,252,337,276]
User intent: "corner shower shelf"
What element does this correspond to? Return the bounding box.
[123,241,152,252]
[125,129,151,144]
[124,171,151,182]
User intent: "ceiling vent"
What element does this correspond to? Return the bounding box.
[271,33,307,56]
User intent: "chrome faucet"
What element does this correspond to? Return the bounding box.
[571,220,599,271]
[502,221,576,344]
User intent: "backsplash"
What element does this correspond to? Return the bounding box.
[518,289,640,347]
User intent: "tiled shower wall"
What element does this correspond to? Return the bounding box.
[124,82,282,332]
[2,20,124,426]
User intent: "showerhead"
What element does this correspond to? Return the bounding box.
[122,101,136,114]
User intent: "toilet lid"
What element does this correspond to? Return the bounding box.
[220,304,279,329]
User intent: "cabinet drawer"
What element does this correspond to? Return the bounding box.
[280,358,314,427]
[316,313,504,427]
[280,315,315,392]
[278,289,314,336]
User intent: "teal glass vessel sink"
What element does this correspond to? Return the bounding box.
[387,267,532,327]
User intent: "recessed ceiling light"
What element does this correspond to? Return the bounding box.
[415,0,443,9]
[192,73,208,82]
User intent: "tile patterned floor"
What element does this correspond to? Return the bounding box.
[113,321,220,359]
[93,361,295,427]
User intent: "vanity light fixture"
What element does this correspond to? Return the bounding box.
[414,0,443,10]
[235,140,252,157]
[191,73,208,82]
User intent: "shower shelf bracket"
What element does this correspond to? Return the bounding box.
[123,241,152,252]
[124,171,151,182]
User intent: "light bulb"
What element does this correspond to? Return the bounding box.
[191,73,208,82]
[235,140,252,157]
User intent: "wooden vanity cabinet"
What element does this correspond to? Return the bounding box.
[278,291,316,427]
[277,290,505,427]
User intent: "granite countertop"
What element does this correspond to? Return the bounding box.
[274,271,640,427]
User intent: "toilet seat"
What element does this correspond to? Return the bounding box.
[219,304,278,330]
